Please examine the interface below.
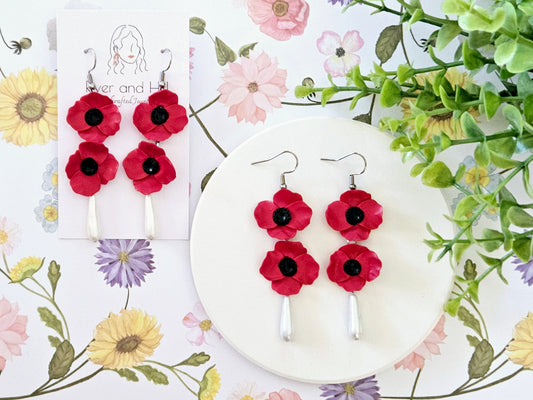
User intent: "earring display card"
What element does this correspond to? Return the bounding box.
[57,10,189,239]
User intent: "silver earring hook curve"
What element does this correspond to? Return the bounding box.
[251,151,299,189]
[84,48,97,92]
[159,48,172,90]
[321,152,367,189]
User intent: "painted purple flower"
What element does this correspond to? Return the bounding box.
[320,376,380,400]
[328,0,351,5]
[512,255,533,286]
[95,239,155,288]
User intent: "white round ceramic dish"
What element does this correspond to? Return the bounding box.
[190,117,454,383]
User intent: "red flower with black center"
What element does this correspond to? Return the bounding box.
[65,141,119,196]
[254,188,312,240]
[259,241,319,296]
[123,141,176,195]
[132,90,188,141]
[327,243,382,292]
[325,189,383,241]
[66,92,121,143]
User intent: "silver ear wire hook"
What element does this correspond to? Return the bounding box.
[251,151,299,189]
[159,48,172,90]
[84,48,97,92]
[321,152,367,189]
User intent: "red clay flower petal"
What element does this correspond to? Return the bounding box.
[273,188,303,207]
[148,89,178,107]
[153,155,177,184]
[325,200,351,231]
[271,278,302,296]
[134,176,163,195]
[266,226,296,240]
[285,201,312,230]
[69,172,102,197]
[274,240,306,259]
[293,253,319,284]
[341,224,371,241]
[259,250,284,281]
[339,189,371,206]
[254,201,278,229]
[358,199,384,230]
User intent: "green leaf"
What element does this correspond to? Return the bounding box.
[437,21,462,50]
[454,242,470,264]
[214,37,236,66]
[397,64,414,84]
[459,6,505,32]
[523,165,533,199]
[462,40,485,70]
[489,151,520,169]
[349,93,367,110]
[321,87,338,106]
[468,30,492,49]
[467,334,481,347]
[347,65,366,88]
[464,259,477,280]
[468,339,494,379]
[460,112,484,139]
[409,8,424,26]
[518,72,533,98]
[480,229,504,252]
[444,297,462,316]
[508,206,533,227]
[506,40,533,73]
[198,366,218,400]
[501,2,518,33]
[375,25,402,63]
[390,136,410,151]
[294,85,314,98]
[512,236,532,262]
[421,161,454,188]
[458,306,483,336]
[38,307,64,339]
[189,17,206,34]
[441,132,452,151]
[441,0,470,15]
[439,86,457,110]
[519,1,533,16]
[48,336,62,349]
[177,352,211,367]
[479,253,502,267]
[467,280,480,303]
[238,42,257,58]
[201,168,216,192]
[380,79,402,107]
[114,368,139,382]
[481,88,500,120]
[502,105,523,134]
[454,195,480,221]
[487,136,516,157]
[133,365,169,385]
[410,163,427,177]
[524,95,533,124]
[415,90,437,110]
[474,141,490,167]
[47,260,61,297]
[48,340,75,379]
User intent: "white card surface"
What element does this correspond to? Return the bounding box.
[57,10,189,239]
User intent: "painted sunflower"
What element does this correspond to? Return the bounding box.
[0,68,57,146]
[88,308,162,369]
[400,67,479,140]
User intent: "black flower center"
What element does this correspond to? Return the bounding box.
[272,207,292,226]
[84,108,104,126]
[151,106,169,125]
[278,257,297,277]
[80,157,98,176]
[335,47,346,57]
[343,259,362,276]
[346,206,365,225]
[142,157,160,175]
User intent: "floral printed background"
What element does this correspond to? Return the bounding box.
[0,0,532,399]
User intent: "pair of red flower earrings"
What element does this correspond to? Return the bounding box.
[65,48,188,240]
[253,151,383,341]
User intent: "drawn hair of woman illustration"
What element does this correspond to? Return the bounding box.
[107,25,148,75]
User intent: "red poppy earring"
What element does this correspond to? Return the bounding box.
[124,49,188,239]
[65,49,120,241]
[252,151,319,341]
[322,152,383,340]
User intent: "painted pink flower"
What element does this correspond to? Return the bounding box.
[218,50,287,124]
[0,297,28,371]
[247,0,310,41]
[395,315,447,371]
[189,47,195,79]
[183,302,222,346]
[0,217,20,256]
[317,30,364,77]
[269,389,302,400]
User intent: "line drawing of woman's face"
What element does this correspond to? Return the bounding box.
[115,33,140,64]
[108,25,148,75]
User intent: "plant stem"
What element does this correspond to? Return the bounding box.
[145,360,197,396]
[40,360,90,392]
[462,359,509,390]
[0,28,14,49]
[0,66,5,79]
[174,367,201,384]
[410,369,422,400]
[465,296,489,340]
[189,104,228,157]
[188,95,221,117]
[2,253,9,272]
[399,12,411,65]
[281,97,354,106]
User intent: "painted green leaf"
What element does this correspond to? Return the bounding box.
[189,17,206,35]
[38,307,64,339]
[441,0,470,15]
[474,141,490,167]
[512,237,532,262]
[482,89,500,120]
[201,168,216,192]
[467,334,481,347]
[375,25,401,64]
[458,306,483,336]
[198,365,218,400]
[48,340,75,379]
[353,113,371,124]
[444,297,461,316]
[48,260,61,297]
[380,79,402,107]
[48,335,62,349]
[134,365,169,385]
[468,280,480,303]
[480,229,504,252]
[468,339,494,379]
[437,21,462,50]
[421,161,454,188]
[508,206,533,227]
[115,368,139,382]
[459,6,505,32]
[214,37,236,66]
[502,105,523,134]
[460,112,484,139]
[238,42,257,58]
[177,352,211,367]
[464,259,477,280]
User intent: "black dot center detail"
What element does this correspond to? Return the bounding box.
[343,259,362,276]
[151,106,169,125]
[84,108,104,126]
[346,206,365,225]
[335,47,346,57]
[272,207,292,226]
[142,158,160,175]
[80,157,98,176]
[278,257,297,277]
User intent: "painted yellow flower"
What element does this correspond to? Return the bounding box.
[507,312,533,369]
[0,68,57,146]
[464,166,490,189]
[10,256,44,282]
[88,309,162,369]
[198,366,221,400]
[400,67,479,140]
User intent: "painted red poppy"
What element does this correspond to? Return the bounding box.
[132,90,188,141]
[65,141,118,196]
[259,241,319,296]
[123,141,176,195]
[66,92,121,143]
[327,243,382,292]
[254,189,312,240]
[325,189,383,241]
